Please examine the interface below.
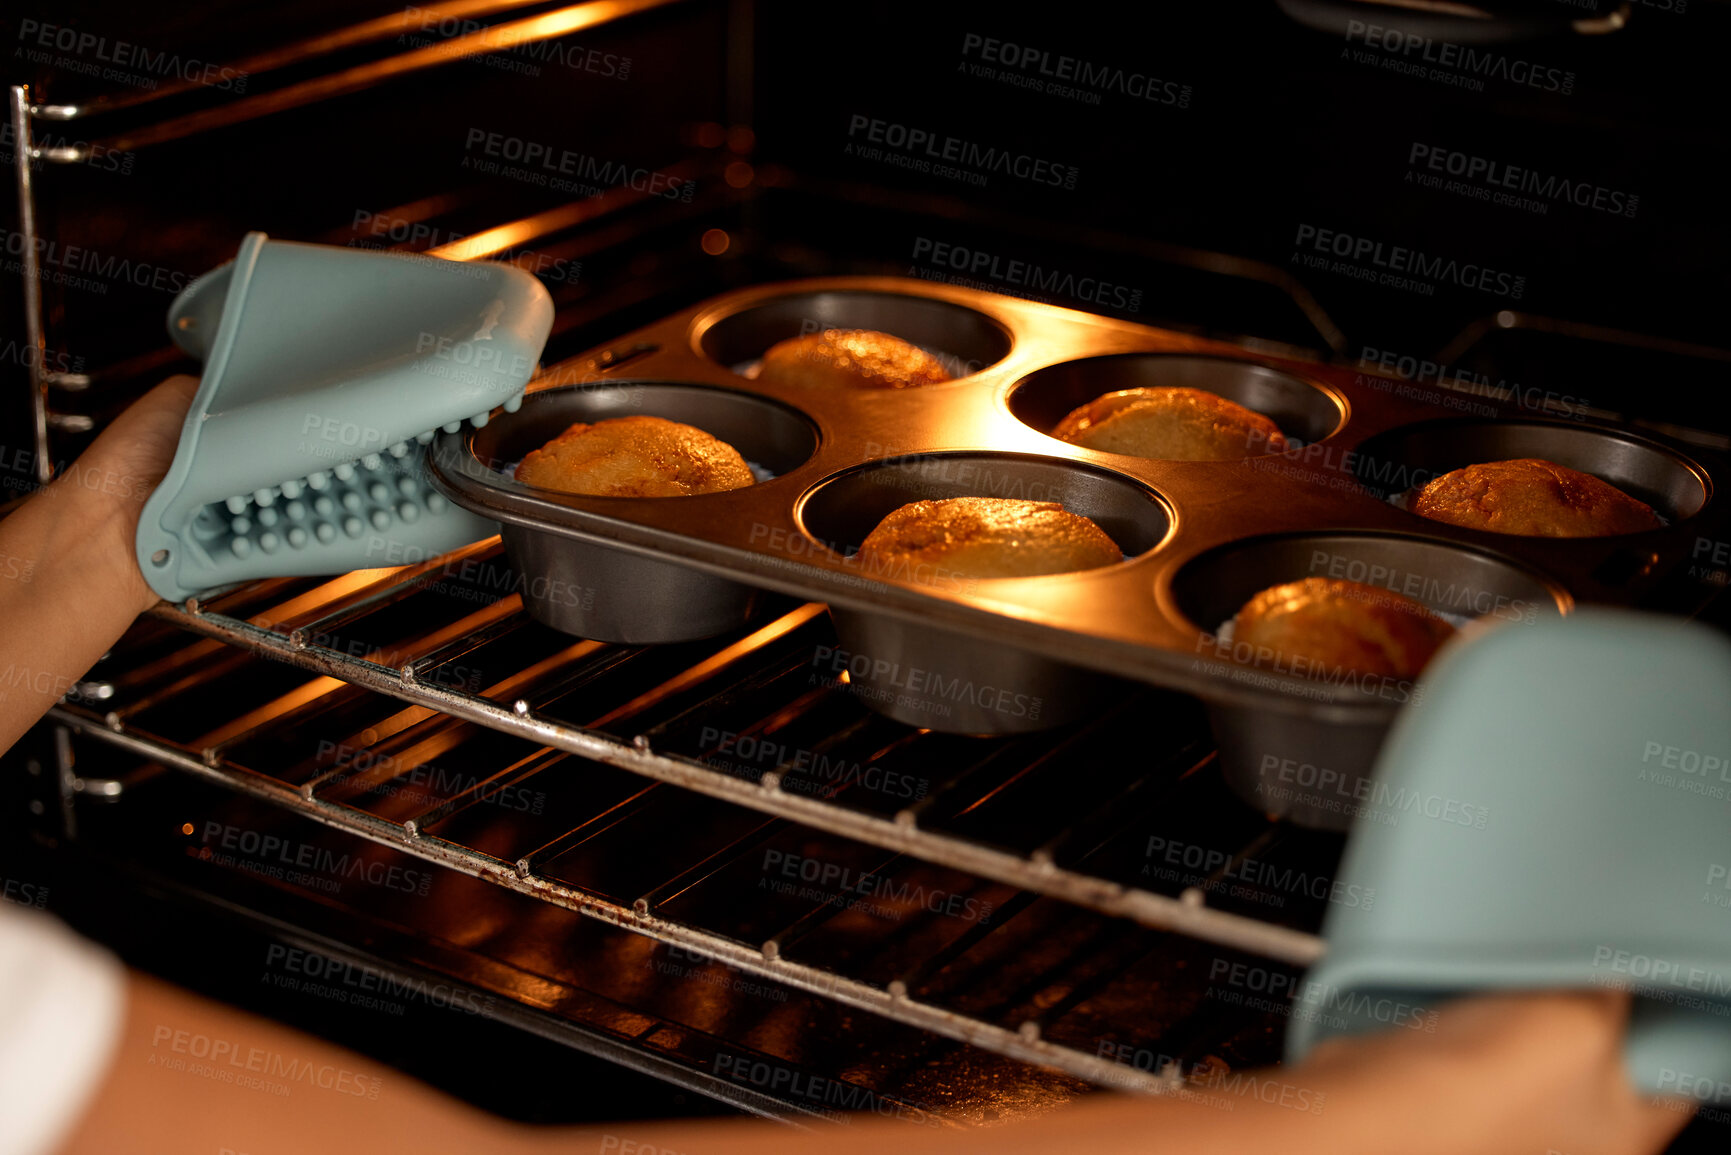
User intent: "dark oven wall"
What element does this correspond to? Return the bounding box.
[750,0,1731,439]
[1,0,738,494]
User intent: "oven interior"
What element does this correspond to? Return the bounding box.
[4,0,1729,1137]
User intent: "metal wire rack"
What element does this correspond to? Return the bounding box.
[49,534,1333,1095]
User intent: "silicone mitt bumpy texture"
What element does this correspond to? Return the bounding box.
[136,233,554,602]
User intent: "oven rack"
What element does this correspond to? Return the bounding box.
[51,704,1184,1097]
[46,541,1327,1094]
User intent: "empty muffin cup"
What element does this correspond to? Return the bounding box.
[1008,353,1345,453]
[1352,418,1710,525]
[431,382,818,643]
[696,290,1014,382]
[798,451,1171,734]
[1169,532,1569,829]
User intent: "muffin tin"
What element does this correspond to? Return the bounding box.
[427,277,1726,828]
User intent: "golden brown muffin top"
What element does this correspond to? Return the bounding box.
[754,329,954,389]
[514,415,754,498]
[854,497,1121,581]
[1411,458,1660,538]
[1052,387,1287,460]
[1232,577,1456,680]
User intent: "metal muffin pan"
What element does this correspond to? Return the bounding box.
[427,276,1728,821]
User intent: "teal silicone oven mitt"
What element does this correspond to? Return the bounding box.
[1285,609,1731,1104]
[136,232,554,602]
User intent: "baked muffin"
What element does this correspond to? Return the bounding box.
[1411,458,1660,538]
[855,497,1120,580]
[1232,577,1455,680]
[515,415,754,497]
[1053,387,1286,460]
[753,329,953,389]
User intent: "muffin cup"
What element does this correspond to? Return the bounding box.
[432,381,817,644]
[1352,418,1710,523]
[696,289,1013,381]
[1007,353,1345,452]
[797,451,1172,735]
[1169,532,1570,830]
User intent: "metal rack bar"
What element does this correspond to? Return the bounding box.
[139,594,1325,966]
[47,703,1178,1095]
[30,0,572,121]
[8,86,52,485]
[53,0,686,154]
